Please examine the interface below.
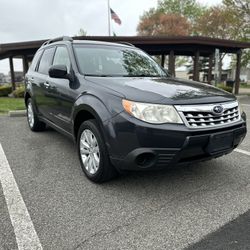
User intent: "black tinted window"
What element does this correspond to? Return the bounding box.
[38,47,55,75]
[53,47,71,71]
[29,50,43,71]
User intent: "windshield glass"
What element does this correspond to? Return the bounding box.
[73,45,167,77]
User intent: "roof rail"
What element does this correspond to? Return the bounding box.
[42,36,73,46]
[118,41,135,47]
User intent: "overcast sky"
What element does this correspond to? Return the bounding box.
[0,0,222,73]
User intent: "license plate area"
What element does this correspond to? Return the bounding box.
[206,132,234,154]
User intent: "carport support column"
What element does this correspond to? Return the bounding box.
[22,55,29,76]
[234,50,242,95]
[161,54,165,68]
[168,50,175,77]
[193,50,200,81]
[9,56,15,91]
[208,53,213,84]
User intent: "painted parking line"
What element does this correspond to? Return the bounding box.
[234,148,250,157]
[241,104,250,107]
[0,144,43,250]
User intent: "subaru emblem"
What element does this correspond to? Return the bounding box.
[213,105,224,115]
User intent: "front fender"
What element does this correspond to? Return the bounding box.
[73,94,113,123]
[72,93,124,155]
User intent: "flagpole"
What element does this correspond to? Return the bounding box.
[107,0,111,36]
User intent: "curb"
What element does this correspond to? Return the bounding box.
[8,110,26,117]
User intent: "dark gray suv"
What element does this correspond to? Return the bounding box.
[25,36,247,183]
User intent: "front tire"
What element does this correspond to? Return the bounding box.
[26,98,46,131]
[77,119,117,183]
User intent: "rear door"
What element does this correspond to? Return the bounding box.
[35,46,56,120]
[25,49,43,109]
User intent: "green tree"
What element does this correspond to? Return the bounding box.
[137,0,205,36]
[137,0,206,69]
[194,4,249,72]
[194,6,241,40]
[137,12,191,36]
[223,0,250,67]
[223,0,250,22]
[157,0,206,24]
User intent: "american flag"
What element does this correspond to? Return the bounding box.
[110,8,121,25]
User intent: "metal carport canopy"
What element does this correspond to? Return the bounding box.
[1,35,250,94]
[1,36,250,59]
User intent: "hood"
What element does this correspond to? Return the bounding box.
[85,76,236,105]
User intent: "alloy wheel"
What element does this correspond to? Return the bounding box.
[27,102,34,128]
[80,129,100,175]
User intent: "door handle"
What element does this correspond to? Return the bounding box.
[30,77,34,83]
[44,81,50,88]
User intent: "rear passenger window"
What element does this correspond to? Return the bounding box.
[38,47,55,75]
[53,46,71,71]
[29,50,43,71]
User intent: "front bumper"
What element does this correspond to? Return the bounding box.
[104,112,247,171]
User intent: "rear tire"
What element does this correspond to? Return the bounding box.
[77,119,117,183]
[26,98,46,131]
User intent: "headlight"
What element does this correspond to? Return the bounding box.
[122,99,183,124]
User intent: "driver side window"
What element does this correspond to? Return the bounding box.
[53,46,71,71]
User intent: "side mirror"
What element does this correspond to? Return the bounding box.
[49,65,68,79]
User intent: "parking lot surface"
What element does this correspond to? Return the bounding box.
[0,97,250,250]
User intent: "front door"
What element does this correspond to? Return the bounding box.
[46,46,76,132]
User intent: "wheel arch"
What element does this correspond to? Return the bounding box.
[72,98,112,143]
[24,91,31,107]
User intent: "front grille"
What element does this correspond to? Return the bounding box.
[184,107,239,127]
[175,101,241,129]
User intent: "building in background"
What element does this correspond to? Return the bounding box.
[8,71,24,83]
[228,67,250,84]
[0,71,23,85]
[175,66,189,80]
[175,65,250,85]
[0,73,8,85]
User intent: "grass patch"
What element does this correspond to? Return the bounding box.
[240,83,250,89]
[0,97,25,114]
[217,84,233,93]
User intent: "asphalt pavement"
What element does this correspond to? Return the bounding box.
[0,97,250,250]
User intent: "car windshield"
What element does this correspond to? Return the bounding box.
[73,44,168,77]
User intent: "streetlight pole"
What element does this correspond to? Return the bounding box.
[107,0,111,36]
